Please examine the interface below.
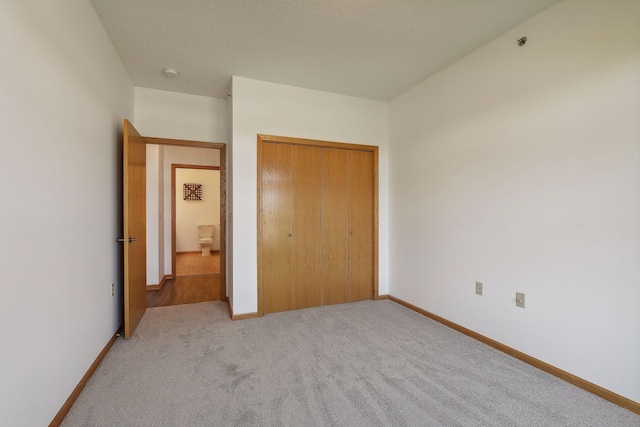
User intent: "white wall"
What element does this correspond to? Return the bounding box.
[146,144,163,285]
[134,87,229,143]
[227,89,235,303]
[176,168,220,252]
[0,1,134,425]
[389,0,640,403]
[231,76,389,315]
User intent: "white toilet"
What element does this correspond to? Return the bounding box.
[197,224,215,256]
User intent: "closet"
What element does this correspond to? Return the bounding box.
[258,135,378,315]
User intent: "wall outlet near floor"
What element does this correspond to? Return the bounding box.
[516,292,525,308]
[475,281,483,296]
[111,283,115,297]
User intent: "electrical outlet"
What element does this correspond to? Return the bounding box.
[516,292,525,308]
[111,283,115,297]
[475,281,483,296]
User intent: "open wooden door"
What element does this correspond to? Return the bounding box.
[122,119,146,338]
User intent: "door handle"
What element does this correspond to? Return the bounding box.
[117,237,139,243]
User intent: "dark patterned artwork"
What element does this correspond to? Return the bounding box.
[183,183,202,201]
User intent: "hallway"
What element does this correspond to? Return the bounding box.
[147,252,222,308]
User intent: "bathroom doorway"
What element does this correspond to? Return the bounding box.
[172,164,221,277]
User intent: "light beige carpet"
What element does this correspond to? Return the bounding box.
[62,300,639,426]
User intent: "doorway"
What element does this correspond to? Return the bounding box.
[144,139,226,308]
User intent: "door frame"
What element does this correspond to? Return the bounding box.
[257,134,379,316]
[145,137,227,302]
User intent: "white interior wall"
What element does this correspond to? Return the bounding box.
[0,1,134,425]
[389,0,640,402]
[146,144,162,285]
[134,87,229,142]
[231,76,389,315]
[157,146,165,281]
[175,168,220,252]
[227,90,234,304]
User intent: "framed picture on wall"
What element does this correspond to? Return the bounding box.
[183,183,202,201]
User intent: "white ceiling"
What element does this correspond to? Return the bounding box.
[90,0,560,101]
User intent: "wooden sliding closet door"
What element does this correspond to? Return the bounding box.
[259,135,377,316]
[261,143,294,314]
[322,149,350,305]
[293,146,322,309]
[349,151,374,302]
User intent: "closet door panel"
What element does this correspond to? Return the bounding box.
[261,143,294,314]
[349,151,374,302]
[322,149,350,305]
[293,146,322,309]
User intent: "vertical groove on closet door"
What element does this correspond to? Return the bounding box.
[293,146,322,309]
[322,149,350,305]
[349,151,374,302]
[261,143,294,314]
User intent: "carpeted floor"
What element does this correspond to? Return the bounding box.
[62,300,639,426]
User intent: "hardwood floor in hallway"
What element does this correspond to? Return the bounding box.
[175,251,220,276]
[147,251,223,308]
[147,275,221,308]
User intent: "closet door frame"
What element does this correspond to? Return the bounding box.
[257,134,379,317]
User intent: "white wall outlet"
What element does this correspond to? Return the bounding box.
[516,292,525,308]
[475,281,483,296]
[111,283,115,297]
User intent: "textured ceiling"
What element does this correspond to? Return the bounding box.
[90,0,560,101]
